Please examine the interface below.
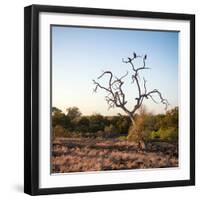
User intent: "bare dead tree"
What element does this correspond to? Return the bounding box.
[93,52,169,125]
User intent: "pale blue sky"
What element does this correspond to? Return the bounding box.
[52,26,178,115]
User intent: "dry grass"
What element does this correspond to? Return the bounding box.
[51,138,178,173]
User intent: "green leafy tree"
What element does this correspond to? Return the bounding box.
[89,113,105,132]
[66,107,82,121]
[74,116,90,133]
[52,107,66,128]
[52,107,62,114]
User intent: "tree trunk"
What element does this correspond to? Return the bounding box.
[128,113,135,126]
[128,113,146,150]
[138,140,146,150]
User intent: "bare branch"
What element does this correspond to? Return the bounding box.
[93,52,169,121]
[93,79,110,93]
[148,94,158,104]
[112,71,128,87]
[143,77,147,94]
[146,89,169,110]
[122,53,150,72]
[122,58,135,71]
[93,70,130,115]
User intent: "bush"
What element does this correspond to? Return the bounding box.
[95,130,105,138]
[89,114,105,132]
[115,116,131,135]
[52,106,178,140]
[128,107,178,142]
[73,116,90,132]
[118,136,127,141]
[149,127,178,141]
[53,125,66,137]
[104,124,118,138]
[159,127,178,141]
[127,125,139,142]
[148,130,160,140]
[127,108,154,142]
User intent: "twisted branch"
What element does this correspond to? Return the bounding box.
[93,52,169,121]
[93,70,130,114]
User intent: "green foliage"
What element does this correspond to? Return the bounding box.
[74,116,90,132]
[104,124,118,138]
[52,107,62,114]
[52,107,70,129]
[127,107,155,142]
[160,127,178,140]
[148,130,160,139]
[52,106,178,141]
[118,136,127,141]
[89,114,105,132]
[148,107,178,141]
[149,127,178,141]
[53,125,66,137]
[128,107,178,142]
[127,125,142,142]
[113,115,131,135]
[66,107,82,121]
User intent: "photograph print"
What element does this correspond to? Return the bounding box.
[51,26,179,174]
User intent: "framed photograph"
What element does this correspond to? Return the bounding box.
[24,4,195,195]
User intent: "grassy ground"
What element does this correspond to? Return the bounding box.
[51,137,178,173]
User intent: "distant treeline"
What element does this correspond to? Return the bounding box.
[52,106,178,141]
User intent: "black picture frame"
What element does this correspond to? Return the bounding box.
[24,4,195,196]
